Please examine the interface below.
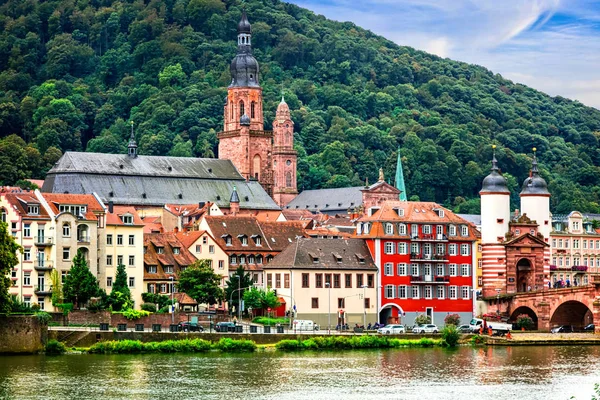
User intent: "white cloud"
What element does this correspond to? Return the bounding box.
[291,0,600,109]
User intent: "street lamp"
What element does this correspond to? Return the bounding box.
[170,276,174,324]
[495,288,501,315]
[325,282,331,334]
[361,284,368,329]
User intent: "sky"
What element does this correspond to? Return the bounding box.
[290,0,600,110]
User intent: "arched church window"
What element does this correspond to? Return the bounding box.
[253,155,261,180]
[286,160,291,166]
[286,172,292,187]
[251,102,255,118]
[239,101,245,117]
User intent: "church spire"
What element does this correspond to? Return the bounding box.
[128,120,137,158]
[229,11,259,88]
[395,148,407,201]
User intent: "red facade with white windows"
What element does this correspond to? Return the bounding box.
[356,201,477,326]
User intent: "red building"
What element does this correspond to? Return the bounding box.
[356,201,478,326]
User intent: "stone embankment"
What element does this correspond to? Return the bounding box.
[487,332,600,345]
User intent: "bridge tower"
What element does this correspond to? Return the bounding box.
[479,145,511,297]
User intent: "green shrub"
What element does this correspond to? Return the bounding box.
[140,303,156,312]
[120,309,151,320]
[275,336,442,351]
[440,325,460,347]
[252,317,289,325]
[516,314,534,330]
[275,340,303,350]
[35,311,52,325]
[214,338,257,352]
[56,303,73,315]
[88,339,212,354]
[444,314,460,326]
[470,335,485,345]
[45,339,66,355]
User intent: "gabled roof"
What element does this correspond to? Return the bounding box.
[1,193,50,220]
[285,187,363,213]
[504,232,549,247]
[175,230,208,249]
[144,233,198,280]
[141,216,163,234]
[106,206,144,226]
[203,215,306,252]
[265,238,377,271]
[40,193,103,221]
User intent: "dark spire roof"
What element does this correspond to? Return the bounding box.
[127,121,137,158]
[240,114,250,126]
[230,185,240,203]
[520,147,550,196]
[480,145,509,194]
[238,11,251,34]
[230,11,259,88]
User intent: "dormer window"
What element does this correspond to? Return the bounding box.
[394,208,404,217]
[355,254,366,264]
[433,209,444,218]
[28,205,39,215]
[251,235,262,246]
[58,205,86,216]
[309,252,319,263]
[173,247,180,255]
[356,223,362,235]
[121,214,133,224]
[385,223,394,235]
[449,225,456,236]
[460,225,468,236]
[333,253,342,263]
[164,265,173,274]
[363,223,371,234]
[368,207,380,217]
[398,223,407,235]
[222,234,232,246]
[238,235,248,246]
[157,247,164,254]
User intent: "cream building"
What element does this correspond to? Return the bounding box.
[264,238,378,328]
[99,204,145,308]
[175,230,229,287]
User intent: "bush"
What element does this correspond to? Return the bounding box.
[45,339,67,355]
[120,309,151,320]
[275,339,303,350]
[274,336,443,351]
[35,311,52,325]
[56,303,73,315]
[214,338,256,352]
[141,303,157,312]
[440,325,460,347]
[252,317,289,325]
[414,314,431,325]
[470,335,485,345]
[516,314,534,330]
[444,314,460,326]
[88,339,213,354]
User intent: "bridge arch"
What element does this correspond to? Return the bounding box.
[550,300,593,329]
[509,306,538,330]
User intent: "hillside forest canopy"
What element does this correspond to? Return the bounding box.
[1,0,600,214]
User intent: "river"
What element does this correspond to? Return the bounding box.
[0,346,598,399]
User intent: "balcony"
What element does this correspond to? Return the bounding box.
[34,236,53,247]
[77,236,90,244]
[34,285,53,295]
[411,234,448,242]
[34,260,54,272]
[410,253,449,262]
[410,275,451,284]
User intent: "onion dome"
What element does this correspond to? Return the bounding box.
[520,148,550,195]
[480,145,509,194]
[238,11,251,34]
[240,114,250,126]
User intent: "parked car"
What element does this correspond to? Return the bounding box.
[178,321,204,332]
[551,325,573,334]
[215,322,236,332]
[456,324,471,333]
[412,324,439,334]
[377,324,406,334]
[584,324,595,332]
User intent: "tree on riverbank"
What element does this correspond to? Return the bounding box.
[243,287,280,313]
[225,266,253,316]
[177,260,224,306]
[63,249,102,309]
[108,264,132,311]
[0,221,22,312]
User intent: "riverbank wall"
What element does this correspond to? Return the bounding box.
[0,315,46,354]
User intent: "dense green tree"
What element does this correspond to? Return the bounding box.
[63,249,102,309]
[177,260,224,306]
[243,287,281,311]
[225,266,254,316]
[108,264,132,311]
[0,222,22,312]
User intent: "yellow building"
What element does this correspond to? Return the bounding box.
[176,230,229,287]
[100,204,145,308]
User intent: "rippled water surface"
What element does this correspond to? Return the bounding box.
[1,346,599,399]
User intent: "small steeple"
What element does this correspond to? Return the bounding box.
[230,185,240,203]
[531,147,539,176]
[480,144,509,194]
[229,185,240,215]
[395,148,407,201]
[491,144,499,172]
[128,121,137,158]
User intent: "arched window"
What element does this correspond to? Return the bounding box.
[253,155,261,180]
[251,101,255,118]
[385,223,394,235]
[62,223,70,237]
[286,172,292,187]
[239,100,245,117]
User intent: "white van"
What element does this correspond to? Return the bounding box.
[293,320,319,331]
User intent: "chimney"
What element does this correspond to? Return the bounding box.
[108,201,114,213]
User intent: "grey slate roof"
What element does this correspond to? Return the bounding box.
[265,238,377,271]
[457,214,481,227]
[285,187,364,215]
[42,152,279,210]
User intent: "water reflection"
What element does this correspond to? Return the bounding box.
[0,347,599,399]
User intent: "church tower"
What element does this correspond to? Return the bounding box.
[479,145,511,297]
[272,96,298,207]
[218,12,273,195]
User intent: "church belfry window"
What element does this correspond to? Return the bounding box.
[239,101,245,117]
[251,102,255,118]
[286,172,292,187]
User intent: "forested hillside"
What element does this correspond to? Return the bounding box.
[1,0,600,213]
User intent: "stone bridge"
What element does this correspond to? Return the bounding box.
[493,285,600,331]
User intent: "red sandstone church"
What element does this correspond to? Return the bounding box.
[217,12,298,207]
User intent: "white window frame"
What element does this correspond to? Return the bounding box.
[397,263,407,276]
[449,286,457,299]
[449,244,457,256]
[461,264,470,276]
[384,242,394,254]
[397,285,407,299]
[385,223,394,235]
[449,264,457,276]
[397,242,407,255]
[460,244,470,256]
[384,263,393,276]
[385,285,395,299]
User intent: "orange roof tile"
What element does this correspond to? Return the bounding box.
[106,206,144,226]
[41,193,103,221]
